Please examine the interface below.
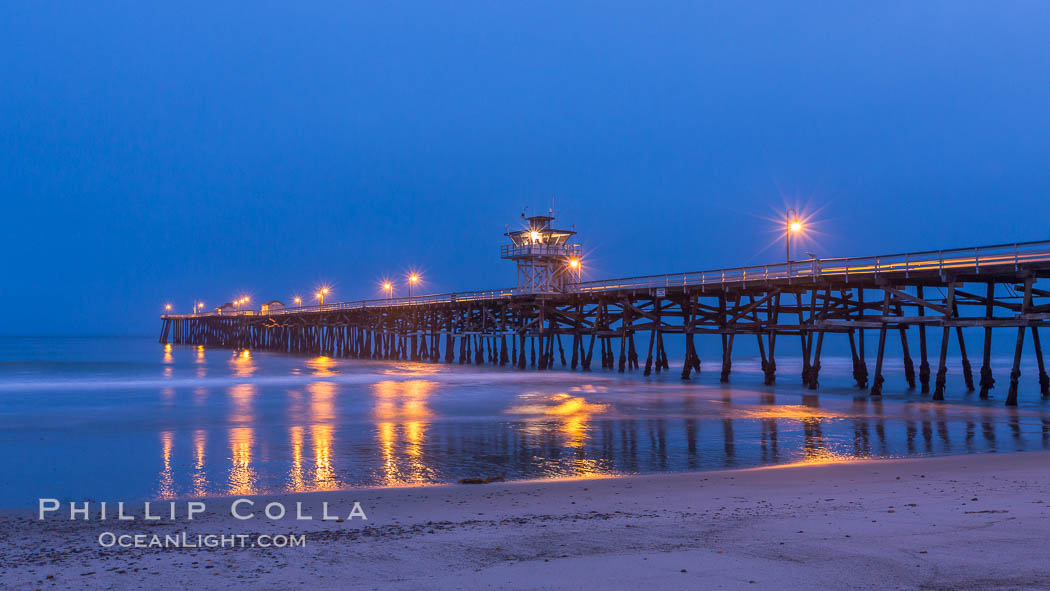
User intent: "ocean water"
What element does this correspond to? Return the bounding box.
[2,336,1050,508]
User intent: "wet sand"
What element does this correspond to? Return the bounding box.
[3,451,1050,590]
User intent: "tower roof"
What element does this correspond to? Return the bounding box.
[505,214,576,247]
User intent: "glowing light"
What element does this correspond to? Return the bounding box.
[790,221,802,232]
[165,304,172,311]
[408,274,419,283]
[530,231,541,242]
[568,258,580,269]
[383,282,392,290]
[294,296,301,304]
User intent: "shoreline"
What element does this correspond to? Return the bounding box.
[4,450,1050,589]
[0,446,1024,513]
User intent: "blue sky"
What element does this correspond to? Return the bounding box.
[2,2,1048,335]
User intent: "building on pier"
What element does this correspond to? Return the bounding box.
[502,213,581,293]
[261,300,285,313]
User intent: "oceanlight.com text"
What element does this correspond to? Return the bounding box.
[97,531,307,549]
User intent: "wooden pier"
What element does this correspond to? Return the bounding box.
[161,235,1050,406]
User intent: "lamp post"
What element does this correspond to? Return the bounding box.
[786,209,802,274]
[165,303,172,313]
[568,257,581,282]
[383,282,393,300]
[408,274,419,298]
[294,296,302,308]
[312,289,329,308]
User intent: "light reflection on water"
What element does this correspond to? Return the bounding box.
[227,426,256,495]
[4,337,1050,506]
[192,429,208,496]
[373,379,435,485]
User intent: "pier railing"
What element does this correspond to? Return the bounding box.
[190,288,519,318]
[573,240,1050,293]
[500,243,582,259]
[165,240,1050,318]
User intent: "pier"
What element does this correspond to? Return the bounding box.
[161,217,1050,406]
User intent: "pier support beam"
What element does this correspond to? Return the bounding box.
[763,293,780,386]
[720,333,734,383]
[1007,327,1025,407]
[1007,278,1033,406]
[956,321,975,392]
[933,284,956,401]
[1032,327,1050,398]
[809,330,824,390]
[898,310,915,389]
[979,283,995,398]
[870,290,891,396]
[917,285,931,394]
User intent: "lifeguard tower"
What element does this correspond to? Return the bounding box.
[502,211,582,293]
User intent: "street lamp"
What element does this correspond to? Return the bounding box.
[567,257,581,281]
[196,301,205,314]
[382,282,393,300]
[316,287,329,306]
[294,296,302,308]
[407,274,419,298]
[165,303,172,312]
[786,209,803,270]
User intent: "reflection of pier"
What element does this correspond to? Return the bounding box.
[162,229,1050,405]
[151,385,1047,498]
[456,400,1036,477]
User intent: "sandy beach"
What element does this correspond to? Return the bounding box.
[2,450,1049,590]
